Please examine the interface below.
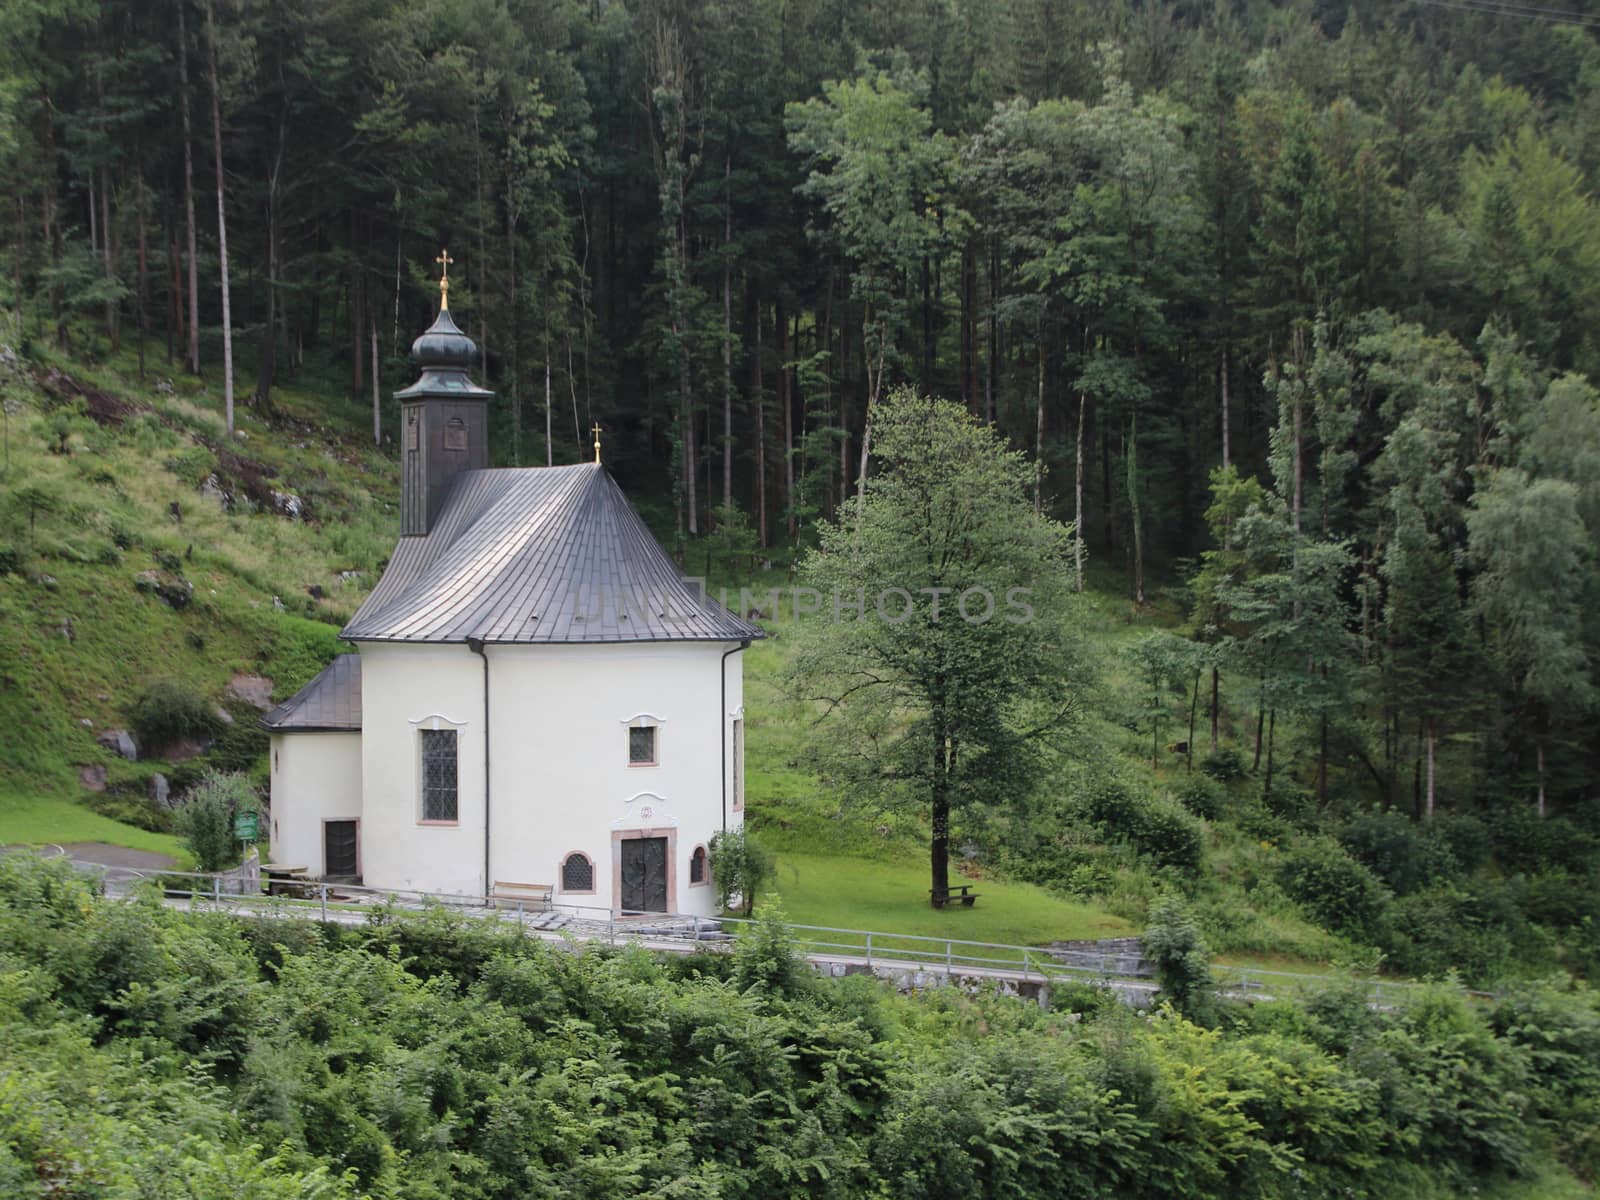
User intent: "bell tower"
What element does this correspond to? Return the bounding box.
[397,249,493,537]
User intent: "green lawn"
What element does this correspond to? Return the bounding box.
[0,789,186,859]
[756,850,1134,958]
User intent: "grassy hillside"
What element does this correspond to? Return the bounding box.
[0,340,392,845]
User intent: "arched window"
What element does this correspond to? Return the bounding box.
[689,845,707,885]
[561,852,594,893]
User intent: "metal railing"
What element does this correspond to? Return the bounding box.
[66,860,1453,1006]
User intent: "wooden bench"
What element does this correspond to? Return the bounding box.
[930,883,981,909]
[492,881,553,911]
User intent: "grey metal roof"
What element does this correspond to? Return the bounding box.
[259,654,363,731]
[342,463,763,645]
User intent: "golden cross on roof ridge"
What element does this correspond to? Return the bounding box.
[592,423,603,465]
[435,248,454,310]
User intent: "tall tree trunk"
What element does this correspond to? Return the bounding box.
[99,163,118,350]
[722,153,733,514]
[505,177,520,465]
[1128,415,1145,605]
[780,300,795,540]
[1425,717,1436,819]
[1220,340,1231,470]
[370,320,380,445]
[1253,677,1265,771]
[750,287,767,546]
[256,106,284,409]
[1264,709,1277,798]
[203,0,233,436]
[1536,739,1546,818]
[1209,665,1220,753]
[930,697,950,905]
[985,239,997,425]
[176,2,200,374]
[544,314,553,468]
[1318,709,1329,806]
[134,158,148,378]
[1074,387,1086,591]
[1034,338,1045,514]
[1187,670,1200,774]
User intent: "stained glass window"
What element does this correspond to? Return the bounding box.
[629,725,657,764]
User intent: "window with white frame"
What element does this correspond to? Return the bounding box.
[690,844,707,885]
[561,852,594,892]
[419,728,458,822]
[628,723,658,765]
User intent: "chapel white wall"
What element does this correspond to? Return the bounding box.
[267,732,362,876]
[487,641,744,916]
[356,641,486,895]
[352,639,746,909]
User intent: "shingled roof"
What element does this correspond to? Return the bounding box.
[259,654,363,732]
[341,463,763,645]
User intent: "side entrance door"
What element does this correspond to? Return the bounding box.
[619,837,668,913]
[323,820,359,880]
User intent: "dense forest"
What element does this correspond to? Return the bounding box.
[6,1,1600,816]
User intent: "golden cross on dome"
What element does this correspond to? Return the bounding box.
[434,248,455,310]
[592,423,603,465]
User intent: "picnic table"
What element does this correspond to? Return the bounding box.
[930,883,981,909]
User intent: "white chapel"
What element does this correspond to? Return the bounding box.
[261,267,761,915]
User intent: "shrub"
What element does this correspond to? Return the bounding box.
[707,826,774,917]
[1142,893,1216,1022]
[731,905,806,995]
[1275,837,1390,941]
[1174,774,1224,821]
[1085,778,1205,873]
[129,679,222,754]
[1340,809,1457,896]
[1381,885,1535,983]
[1199,747,1246,781]
[176,770,254,872]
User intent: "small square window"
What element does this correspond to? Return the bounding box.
[629,725,657,765]
[421,728,458,821]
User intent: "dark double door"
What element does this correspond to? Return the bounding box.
[619,837,668,913]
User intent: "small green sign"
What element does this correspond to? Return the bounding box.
[234,810,259,842]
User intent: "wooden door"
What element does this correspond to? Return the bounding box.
[619,837,668,913]
[323,820,358,879]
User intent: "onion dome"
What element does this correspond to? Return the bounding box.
[396,252,491,401]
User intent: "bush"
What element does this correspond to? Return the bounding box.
[1143,893,1216,1023]
[1085,778,1205,874]
[129,679,222,754]
[176,770,254,872]
[1174,774,1224,821]
[1275,837,1390,942]
[1199,747,1246,781]
[707,826,774,917]
[1340,810,1457,896]
[1381,884,1537,983]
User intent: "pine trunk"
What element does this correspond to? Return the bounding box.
[1209,665,1220,753]
[722,154,733,514]
[203,0,233,436]
[176,2,199,374]
[370,320,380,445]
[1074,388,1086,591]
[1034,340,1045,514]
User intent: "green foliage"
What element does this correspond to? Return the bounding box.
[128,677,222,752]
[1200,747,1247,782]
[0,853,1594,1199]
[1143,894,1216,1022]
[1175,774,1226,822]
[1275,837,1391,942]
[176,770,253,872]
[707,825,774,918]
[1084,777,1205,874]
